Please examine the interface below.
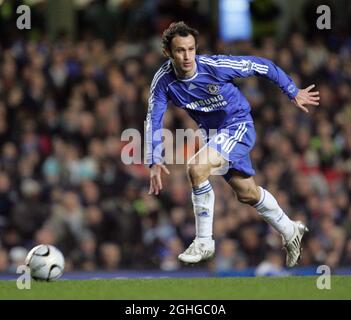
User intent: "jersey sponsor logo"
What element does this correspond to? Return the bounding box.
[207,84,220,95]
[184,94,227,111]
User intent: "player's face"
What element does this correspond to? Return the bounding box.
[169,34,196,78]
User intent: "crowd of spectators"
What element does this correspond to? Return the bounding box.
[0,15,351,274]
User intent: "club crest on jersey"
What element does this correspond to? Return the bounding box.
[207,84,220,95]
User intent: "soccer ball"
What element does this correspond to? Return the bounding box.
[25,244,65,281]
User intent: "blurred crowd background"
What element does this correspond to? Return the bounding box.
[1,0,351,275]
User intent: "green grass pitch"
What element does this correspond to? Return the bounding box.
[0,276,350,300]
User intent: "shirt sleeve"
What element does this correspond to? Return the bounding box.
[204,55,299,100]
[145,71,169,166]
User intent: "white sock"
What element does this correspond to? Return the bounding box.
[254,186,295,241]
[192,180,215,244]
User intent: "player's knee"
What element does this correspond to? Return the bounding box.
[187,163,210,185]
[237,186,260,206]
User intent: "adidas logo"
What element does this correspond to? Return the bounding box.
[188,83,197,90]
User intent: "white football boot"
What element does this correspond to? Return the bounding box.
[283,221,309,267]
[178,239,215,264]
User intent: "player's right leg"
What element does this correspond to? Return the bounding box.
[178,146,227,264]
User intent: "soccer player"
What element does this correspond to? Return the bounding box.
[146,22,320,267]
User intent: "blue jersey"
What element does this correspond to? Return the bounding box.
[145,54,298,165]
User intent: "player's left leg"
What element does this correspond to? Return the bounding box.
[217,121,307,267]
[226,170,308,267]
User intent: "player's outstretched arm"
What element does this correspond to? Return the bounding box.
[148,163,170,195]
[293,84,320,113]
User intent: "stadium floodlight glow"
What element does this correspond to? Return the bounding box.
[219,0,252,41]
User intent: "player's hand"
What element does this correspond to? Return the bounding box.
[148,163,170,195]
[293,84,320,113]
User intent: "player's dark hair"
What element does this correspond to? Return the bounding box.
[161,21,199,55]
